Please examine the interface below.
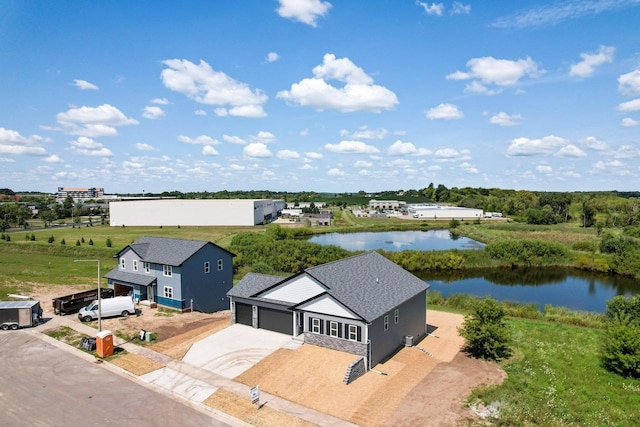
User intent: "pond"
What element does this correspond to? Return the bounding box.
[422,268,640,313]
[307,230,484,252]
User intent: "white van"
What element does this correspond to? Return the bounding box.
[78,296,135,322]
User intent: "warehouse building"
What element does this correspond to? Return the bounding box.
[109,199,285,227]
[407,204,483,220]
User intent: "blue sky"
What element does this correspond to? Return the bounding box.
[1,0,640,194]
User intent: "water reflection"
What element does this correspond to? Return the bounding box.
[421,267,640,313]
[307,230,484,252]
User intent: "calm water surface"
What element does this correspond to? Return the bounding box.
[422,268,640,313]
[307,230,484,252]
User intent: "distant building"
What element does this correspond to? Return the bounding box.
[407,204,482,220]
[109,199,285,226]
[369,200,407,210]
[56,187,104,202]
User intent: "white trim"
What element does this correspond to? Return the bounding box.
[120,257,125,270]
[163,286,173,299]
[132,260,138,272]
[144,262,150,273]
[311,317,321,334]
[329,321,338,337]
[217,259,223,270]
[394,308,399,324]
[204,261,210,273]
[348,324,358,341]
[384,315,389,331]
[163,265,172,277]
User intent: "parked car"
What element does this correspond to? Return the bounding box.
[78,296,135,322]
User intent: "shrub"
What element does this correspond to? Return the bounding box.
[75,240,81,246]
[485,240,567,267]
[48,235,55,244]
[30,233,35,241]
[572,240,597,252]
[106,238,112,248]
[251,261,275,275]
[60,238,66,245]
[601,295,640,378]
[89,239,94,246]
[458,297,512,360]
[5,234,10,242]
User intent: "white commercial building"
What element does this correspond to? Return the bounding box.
[407,204,483,220]
[109,199,285,226]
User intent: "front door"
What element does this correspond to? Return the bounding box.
[296,311,303,335]
[147,285,154,302]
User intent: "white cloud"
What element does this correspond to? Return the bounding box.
[266,52,280,62]
[178,135,220,145]
[417,2,444,15]
[68,136,113,157]
[244,142,272,158]
[277,53,398,112]
[506,135,568,156]
[447,56,540,88]
[74,79,99,90]
[426,103,463,120]
[0,127,49,156]
[43,154,63,163]
[450,2,471,15]
[570,45,615,78]
[161,59,267,118]
[593,159,632,176]
[349,126,388,140]
[612,145,640,158]
[490,112,522,126]
[277,149,301,160]
[151,98,169,105]
[460,161,478,173]
[276,0,332,27]
[300,128,310,136]
[327,167,345,176]
[305,151,323,159]
[434,148,469,161]
[355,160,372,167]
[135,143,154,151]
[618,98,640,112]
[556,144,586,157]
[142,106,166,120]
[223,134,245,145]
[621,117,639,127]
[56,104,138,137]
[250,131,276,143]
[325,140,380,154]
[492,0,640,28]
[388,140,431,156]
[618,69,640,96]
[194,109,207,116]
[202,145,219,156]
[584,136,609,151]
[536,164,553,174]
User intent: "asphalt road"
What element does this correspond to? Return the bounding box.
[0,332,230,427]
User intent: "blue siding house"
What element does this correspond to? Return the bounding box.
[228,251,429,368]
[105,236,235,313]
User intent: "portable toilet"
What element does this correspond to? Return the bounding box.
[96,330,114,357]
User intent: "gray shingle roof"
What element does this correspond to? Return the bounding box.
[228,252,429,323]
[123,236,233,266]
[305,251,429,322]
[227,273,285,298]
[104,270,157,286]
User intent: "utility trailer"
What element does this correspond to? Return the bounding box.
[0,300,41,330]
[52,288,115,315]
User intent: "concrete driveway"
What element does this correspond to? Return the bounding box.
[182,324,298,378]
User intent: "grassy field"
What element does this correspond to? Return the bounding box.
[471,317,640,426]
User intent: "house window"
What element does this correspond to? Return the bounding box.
[329,321,338,337]
[217,259,223,270]
[133,260,138,272]
[163,286,173,299]
[394,308,399,324]
[120,257,125,269]
[312,318,321,334]
[204,261,210,273]
[163,265,172,277]
[384,315,389,331]
[144,262,150,273]
[348,325,358,341]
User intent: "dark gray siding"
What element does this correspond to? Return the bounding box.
[235,302,252,325]
[180,243,234,313]
[369,291,427,367]
[258,307,292,335]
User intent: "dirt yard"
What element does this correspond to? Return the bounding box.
[26,283,231,345]
[236,310,506,426]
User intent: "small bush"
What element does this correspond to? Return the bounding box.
[106,238,112,247]
[89,239,94,246]
[48,235,55,244]
[60,238,66,245]
[30,233,35,241]
[5,234,10,242]
[572,240,597,252]
[75,240,81,246]
[458,297,512,360]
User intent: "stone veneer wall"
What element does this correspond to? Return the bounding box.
[304,332,368,358]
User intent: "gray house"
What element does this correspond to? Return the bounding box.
[105,236,235,313]
[227,251,429,368]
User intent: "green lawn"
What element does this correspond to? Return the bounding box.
[472,317,640,426]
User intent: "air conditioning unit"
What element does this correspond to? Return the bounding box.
[404,335,413,347]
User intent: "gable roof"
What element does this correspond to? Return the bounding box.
[304,251,429,322]
[228,251,429,323]
[120,236,234,266]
